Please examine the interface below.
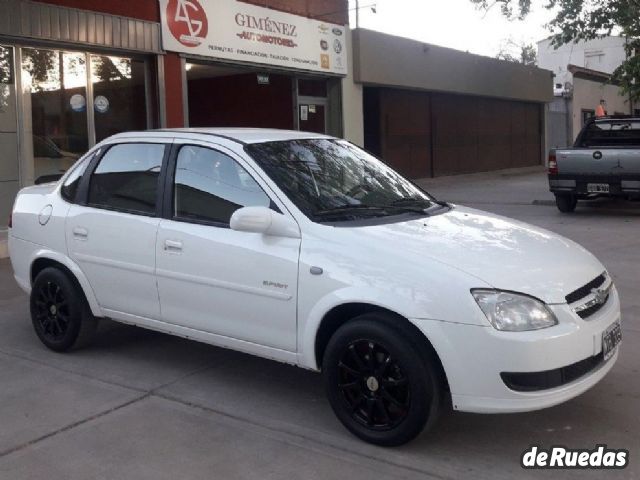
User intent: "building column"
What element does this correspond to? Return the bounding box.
[341,29,364,146]
[163,52,185,128]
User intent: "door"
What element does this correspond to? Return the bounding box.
[298,78,328,134]
[0,45,19,229]
[299,102,326,134]
[156,142,300,351]
[66,141,167,319]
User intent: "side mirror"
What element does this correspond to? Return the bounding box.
[230,206,300,239]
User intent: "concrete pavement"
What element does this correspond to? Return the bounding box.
[0,168,638,479]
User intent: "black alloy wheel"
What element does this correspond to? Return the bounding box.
[337,339,410,430]
[323,314,444,446]
[33,280,71,342]
[30,267,97,352]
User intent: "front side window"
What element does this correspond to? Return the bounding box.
[174,145,270,225]
[246,139,436,222]
[88,143,164,215]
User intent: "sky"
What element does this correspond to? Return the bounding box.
[348,0,555,59]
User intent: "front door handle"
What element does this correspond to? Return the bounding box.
[164,239,183,252]
[72,227,88,239]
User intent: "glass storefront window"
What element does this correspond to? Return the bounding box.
[298,78,327,97]
[19,49,153,184]
[91,55,148,142]
[1,45,154,229]
[22,49,89,183]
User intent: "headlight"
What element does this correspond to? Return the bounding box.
[471,289,558,331]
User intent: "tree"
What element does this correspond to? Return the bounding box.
[471,0,640,102]
[0,47,12,84]
[496,40,537,65]
[21,49,57,91]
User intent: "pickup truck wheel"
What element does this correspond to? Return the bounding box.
[555,193,577,213]
[322,315,442,446]
[30,267,97,352]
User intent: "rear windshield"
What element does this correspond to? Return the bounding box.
[577,120,640,147]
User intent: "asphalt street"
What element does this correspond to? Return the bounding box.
[0,167,638,479]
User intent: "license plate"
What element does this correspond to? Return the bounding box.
[588,183,610,193]
[602,320,622,361]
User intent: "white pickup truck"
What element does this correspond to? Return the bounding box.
[549,116,640,212]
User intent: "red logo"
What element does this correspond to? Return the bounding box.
[166,0,208,47]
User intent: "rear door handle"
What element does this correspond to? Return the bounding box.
[72,227,88,239]
[164,239,183,252]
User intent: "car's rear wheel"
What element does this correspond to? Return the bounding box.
[30,267,97,352]
[555,193,577,213]
[322,314,443,446]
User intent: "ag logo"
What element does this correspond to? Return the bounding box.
[166,0,208,47]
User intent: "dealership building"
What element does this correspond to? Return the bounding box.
[0,0,553,254]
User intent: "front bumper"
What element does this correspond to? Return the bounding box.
[412,286,621,413]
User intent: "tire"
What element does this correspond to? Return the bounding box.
[555,193,577,213]
[30,267,98,352]
[322,313,444,446]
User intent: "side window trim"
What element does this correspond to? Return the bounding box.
[164,142,279,228]
[78,141,170,217]
[76,146,108,206]
[59,150,97,204]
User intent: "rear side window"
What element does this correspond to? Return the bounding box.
[88,143,165,215]
[173,145,270,225]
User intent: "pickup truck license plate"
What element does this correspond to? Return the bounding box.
[588,183,610,193]
[602,320,622,361]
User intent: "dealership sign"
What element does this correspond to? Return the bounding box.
[159,0,348,75]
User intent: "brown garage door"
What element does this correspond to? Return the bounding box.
[378,89,432,179]
[369,88,542,178]
[431,93,542,176]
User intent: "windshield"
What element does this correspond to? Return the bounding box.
[246,139,437,222]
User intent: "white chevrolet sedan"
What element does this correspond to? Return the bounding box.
[8,129,621,445]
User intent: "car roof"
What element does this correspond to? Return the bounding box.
[107,128,334,145]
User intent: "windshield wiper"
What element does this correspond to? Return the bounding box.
[312,204,390,220]
[387,197,451,214]
[389,197,433,208]
[313,199,450,222]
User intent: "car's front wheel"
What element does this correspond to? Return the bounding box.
[322,314,444,446]
[555,193,578,213]
[30,267,98,352]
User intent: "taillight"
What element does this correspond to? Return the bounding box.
[7,212,12,229]
[548,153,558,175]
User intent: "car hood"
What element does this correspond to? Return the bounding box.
[323,205,604,304]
